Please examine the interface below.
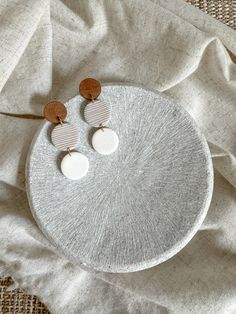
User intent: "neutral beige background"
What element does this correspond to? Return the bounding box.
[0,0,236,313]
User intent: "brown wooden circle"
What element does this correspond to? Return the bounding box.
[43,101,67,123]
[79,78,101,100]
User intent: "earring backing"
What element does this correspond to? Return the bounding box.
[79,78,119,155]
[44,100,89,180]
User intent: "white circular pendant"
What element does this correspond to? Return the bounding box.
[92,128,119,155]
[61,152,89,180]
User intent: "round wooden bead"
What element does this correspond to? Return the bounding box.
[61,152,89,180]
[44,101,67,123]
[51,123,79,151]
[84,100,110,127]
[92,128,119,155]
[79,78,101,100]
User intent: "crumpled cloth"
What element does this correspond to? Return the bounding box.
[0,0,236,313]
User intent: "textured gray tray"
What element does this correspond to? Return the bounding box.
[26,84,213,273]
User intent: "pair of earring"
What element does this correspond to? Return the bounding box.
[43,78,119,180]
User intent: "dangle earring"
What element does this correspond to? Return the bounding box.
[79,78,119,155]
[44,100,89,180]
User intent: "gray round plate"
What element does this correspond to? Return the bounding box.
[26,84,213,273]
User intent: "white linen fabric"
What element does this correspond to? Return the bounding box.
[0,0,236,313]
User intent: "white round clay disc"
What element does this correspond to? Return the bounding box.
[92,128,119,155]
[61,152,89,180]
[84,99,110,127]
[51,123,79,151]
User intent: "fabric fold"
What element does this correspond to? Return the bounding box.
[0,0,49,92]
[1,1,236,313]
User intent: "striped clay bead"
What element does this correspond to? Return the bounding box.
[51,123,79,151]
[84,99,110,127]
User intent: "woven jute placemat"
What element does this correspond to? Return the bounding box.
[0,1,235,313]
[187,0,236,29]
[0,278,49,314]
